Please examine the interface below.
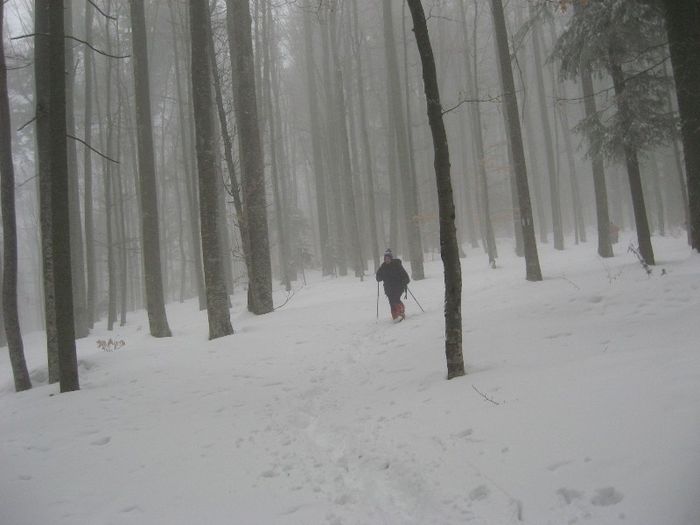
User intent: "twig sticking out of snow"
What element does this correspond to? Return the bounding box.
[472,385,501,406]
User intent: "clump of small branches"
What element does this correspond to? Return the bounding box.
[96,338,126,352]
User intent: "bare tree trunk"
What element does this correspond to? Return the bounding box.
[351,0,381,272]
[663,0,700,250]
[531,11,564,250]
[226,0,273,314]
[64,0,89,338]
[205,1,248,280]
[609,59,655,265]
[406,0,464,380]
[580,66,613,257]
[490,0,542,281]
[104,6,117,331]
[35,0,80,391]
[190,0,234,338]
[329,5,364,278]
[382,0,424,280]
[0,2,31,391]
[83,1,96,328]
[129,0,172,335]
[169,0,206,310]
[460,0,496,266]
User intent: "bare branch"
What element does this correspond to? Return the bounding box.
[442,93,503,116]
[16,115,36,132]
[67,134,119,164]
[87,0,117,21]
[11,33,129,59]
[472,385,501,406]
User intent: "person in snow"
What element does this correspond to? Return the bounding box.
[376,248,410,321]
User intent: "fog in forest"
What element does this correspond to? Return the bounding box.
[0,0,694,350]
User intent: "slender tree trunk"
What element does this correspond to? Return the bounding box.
[406,0,464,379]
[169,0,206,309]
[205,2,249,277]
[190,0,234,338]
[460,0,496,266]
[261,0,291,290]
[609,59,655,265]
[35,0,80,391]
[490,0,542,281]
[648,155,666,236]
[226,0,273,314]
[382,0,424,280]
[329,5,364,278]
[129,0,172,335]
[0,2,31,391]
[531,12,563,250]
[663,0,700,250]
[64,0,89,338]
[351,0,380,272]
[580,68,613,257]
[83,1,96,327]
[104,7,117,331]
[302,11,333,275]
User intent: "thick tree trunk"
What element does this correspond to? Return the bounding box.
[490,0,542,281]
[226,0,273,314]
[406,0,464,380]
[663,0,700,251]
[35,0,80,391]
[129,0,172,336]
[190,0,234,339]
[609,59,655,265]
[0,2,31,392]
[382,0,424,280]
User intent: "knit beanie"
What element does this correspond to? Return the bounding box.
[384,248,393,259]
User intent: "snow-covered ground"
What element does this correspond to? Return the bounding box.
[2,233,700,525]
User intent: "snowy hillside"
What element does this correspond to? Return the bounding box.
[2,234,700,525]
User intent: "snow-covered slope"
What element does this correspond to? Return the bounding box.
[2,233,699,525]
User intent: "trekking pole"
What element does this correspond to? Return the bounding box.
[376,282,380,319]
[406,286,425,312]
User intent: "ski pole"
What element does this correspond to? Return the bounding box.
[376,282,380,319]
[406,286,425,312]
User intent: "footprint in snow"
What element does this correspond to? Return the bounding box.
[91,436,111,446]
[469,485,490,501]
[591,487,624,506]
[557,487,583,504]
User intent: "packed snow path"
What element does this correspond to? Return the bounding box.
[2,234,700,524]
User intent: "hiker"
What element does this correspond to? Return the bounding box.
[376,248,410,321]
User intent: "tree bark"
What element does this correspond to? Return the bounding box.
[35,0,80,391]
[64,0,89,338]
[406,0,465,380]
[302,10,333,276]
[531,12,564,251]
[129,0,172,336]
[490,0,542,281]
[609,59,655,265]
[382,0,424,280]
[226,0,273,314]
[0,2,31,392]
[580,66,613,257]
[83,1,96,327]
[190,0,234,339]
[663,0,700,251]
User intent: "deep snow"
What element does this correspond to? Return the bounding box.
[2,233,700,525]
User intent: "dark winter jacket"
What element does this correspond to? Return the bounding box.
[376,259,410,299]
